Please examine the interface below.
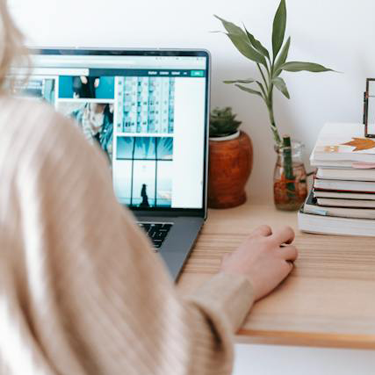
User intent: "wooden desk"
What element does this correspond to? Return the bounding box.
[177,202,375,349]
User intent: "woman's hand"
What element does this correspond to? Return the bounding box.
[220,225,298,301]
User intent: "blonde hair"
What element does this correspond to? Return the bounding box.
[0,0,29,93]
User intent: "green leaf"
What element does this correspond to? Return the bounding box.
[281,61,334,72]
[272,77,290,99]
[244,26,270,60]
[224,78,255,84]
[226,33,267,65]
[256,81,267,97]
[210,107,242,137]
[235,83,263,98]
[272,0,287,61]
[273,36,291,77]
[215,15,267,66]
[214,15,246,36]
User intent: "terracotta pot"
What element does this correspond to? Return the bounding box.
[208,130,253,208]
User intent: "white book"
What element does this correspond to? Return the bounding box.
[299,190,375,234]
[298,209,375,237]
[305,201,375,219]
[310,123,375,164]
[316,168,375,181]
[313,190,375,200]
[314,178,375,192]
[311,160,359,168]
[317,198,375,208]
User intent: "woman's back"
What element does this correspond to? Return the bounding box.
[0,97,111,374]
[0,97,168,375]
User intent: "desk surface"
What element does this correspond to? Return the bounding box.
[177,202,375,349]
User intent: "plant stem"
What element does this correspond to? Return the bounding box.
[265,84,282,146]
[257,63,269,91]
[282,135,296,198]
[266,81,296,202]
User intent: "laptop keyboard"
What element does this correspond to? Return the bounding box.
[138,222,173,251]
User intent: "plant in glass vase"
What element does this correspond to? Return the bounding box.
[215,0,334,210]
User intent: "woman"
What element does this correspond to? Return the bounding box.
[0,1,298,374]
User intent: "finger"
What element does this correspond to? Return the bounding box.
[272,226,295,245]
[279,245,298,262]
[251,225,272,237]
[283,260,294,277]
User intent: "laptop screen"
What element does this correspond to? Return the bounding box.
[13,49,209,212]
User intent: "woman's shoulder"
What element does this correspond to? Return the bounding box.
[0,96,64,129]
[0,96,82,142]
[0,96,90,162]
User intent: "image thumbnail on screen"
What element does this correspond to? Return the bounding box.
[114,136,173,208]
[116,76,175,134]
[15,77,56,104]
[57,101,114,161]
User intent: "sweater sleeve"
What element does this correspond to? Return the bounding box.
[9,106,255,375]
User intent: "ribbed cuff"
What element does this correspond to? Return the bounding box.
[189,273,254,332]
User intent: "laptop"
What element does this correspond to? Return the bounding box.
[15,48,210,280]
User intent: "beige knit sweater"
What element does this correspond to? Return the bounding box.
[0,97,254,375]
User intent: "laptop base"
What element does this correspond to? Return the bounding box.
[135,214,204,281]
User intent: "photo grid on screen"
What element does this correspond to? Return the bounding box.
[13,72,174,208]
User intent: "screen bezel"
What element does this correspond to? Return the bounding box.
[31,48,210,219]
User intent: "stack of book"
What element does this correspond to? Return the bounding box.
[299,123,375,236]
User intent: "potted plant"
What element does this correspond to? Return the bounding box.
[215,0,334,210]
[208,107,253,208]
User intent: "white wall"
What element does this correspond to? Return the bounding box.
[234,344,375,375]
[8,0,374,203]
[8,1,375,373]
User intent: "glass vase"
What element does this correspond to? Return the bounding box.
[273,141,308,211]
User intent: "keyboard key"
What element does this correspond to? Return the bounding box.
[138,222,173,251]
